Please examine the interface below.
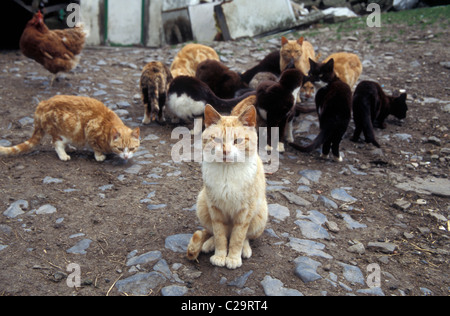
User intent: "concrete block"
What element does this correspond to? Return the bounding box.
[215,0,296,40]
[188,2,218,42]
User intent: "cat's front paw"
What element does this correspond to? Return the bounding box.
[58,154,71,161]
[95,152,106,162]
[226,256,242,270]
[210,254,226,267]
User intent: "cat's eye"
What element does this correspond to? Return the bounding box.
[129,148,135,152]
[234,138,244,145]
[213,137,223,144]
[118,148,124,152]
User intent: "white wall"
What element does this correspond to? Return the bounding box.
[80,0,102,46]
[107,0,142,46]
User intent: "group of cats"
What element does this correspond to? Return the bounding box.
[0,36,408,270]
[142,38,408,160]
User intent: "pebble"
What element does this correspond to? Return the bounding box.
[331,188,357,203]
[294,257,322,283]
[115,271,166,296]
[268,203,290,221]
[161,285,189,296]
[367,242,398,254]
[126,251,162,266]
[260,276,303,296]
[3,200,28,218]
[66,239,92,255]
[164,234,192,253]
[298,170,322,182]
[338,262,365,285]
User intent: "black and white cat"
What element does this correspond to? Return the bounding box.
[289,58,352,162]
[166,76,255,122]
[352,81,408,148]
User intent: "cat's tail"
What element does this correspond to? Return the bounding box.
[211,91,256,113]
[187,229,212,261]
[0,125,44,156]
[289,129,326,153]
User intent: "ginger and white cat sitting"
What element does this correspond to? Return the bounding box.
[187,104,268,270]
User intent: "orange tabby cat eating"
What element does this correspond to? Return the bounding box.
[323,52,363,89]
[170,43,220,78]
[187,104,268,270]
[0,95,140,162]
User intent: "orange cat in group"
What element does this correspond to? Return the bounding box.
[0,95,140,162]
[170,43,220,78]
[280,36,320,101]
[323,52,363,89]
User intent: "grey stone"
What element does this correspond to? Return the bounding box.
[318,195,338,209]
[66,239,93,255]
[338,262,365,285]
[161,285,188,296]
[342,214,367,229]
[125,164,142,175]
[115,272,166,296]
[165,234,192,253]
[228,270,253,288]
[367,242,398,254]
[35,204,57,215]
[3,200,28,218]
[43,177,63,184]
[288,237,333,259]
[268,204,290,221]
[357,287,385,296]
[294,257,322,283]
[331,188,357,203]
[260,276,303,296]
[299,169,322,182]
[280,191,311,207]
[0,245,8,252]
[126,251,162,266]
[348,243,365,255]
[395,176,450,198]
[295,220,330,240]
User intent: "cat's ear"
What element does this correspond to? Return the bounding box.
[281,36,288,46]
[204,104,221,128]
[309,58,316,68]
[325,58,334,70]
[111,128,121,141]
[297,37,304,45]
[398,93,407,103]
[131,127,140,140]
[238,105,257,127]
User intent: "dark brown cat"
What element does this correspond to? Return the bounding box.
[289,58,351,162]
[196,59,248,99]
[256,69,303,152]
[351,81,408,148]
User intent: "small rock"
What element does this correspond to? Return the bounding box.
[126,251,162,266]
[268,204,290,221]
[66,239,93,255]
[228,270,253,288]
[393,199,411,211]
[338,262,365,285]
[115,272,166,296]
[295,220,329,240]
[280,191,311,207]
[165,234,192,253]
[348,243,365,255]
[35,204,57,215]
[367,242,398,254]
[331,188,357,203]
[294,257,322,283]
[426,136,441,146]
[43,177,63,184]
[161,285,188,296]
[3,200,28,218]
[326,221,340,233]
[261,276,303,296]
[298,170,322,182]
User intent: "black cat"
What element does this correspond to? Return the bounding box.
[240,51,281,84]
[256,68,303,152]
[352,81,408,148]
[289,58,352,162]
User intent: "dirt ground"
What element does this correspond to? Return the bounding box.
[0,10,449,296]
